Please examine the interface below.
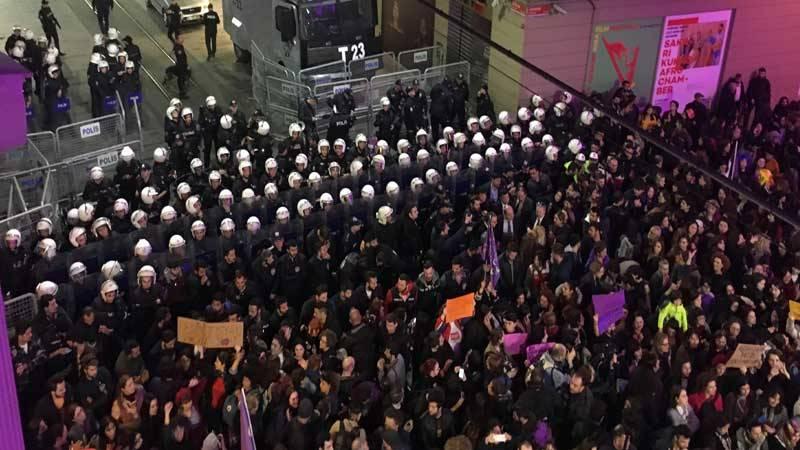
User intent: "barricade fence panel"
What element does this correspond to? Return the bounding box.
[0,132,55,176]
[397,46,445,73]
[0,204,55,243]
[4,294,37,331]
[298,60,349,91]
[265,77,312,139]
[0,167,51,223]
[420,61,473,114]
[313,78,372,138]
[55,114,125,161]
[251,41,298,116]
[51,141,143,204]
[348,52,401,80]
[368,69,421,112]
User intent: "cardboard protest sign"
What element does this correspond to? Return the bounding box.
[789,301,800,321]
[444,293,475,322]
[526,343,555,363]
[503,333,527,355]
[725,343,764,369]
[593,291,625,333]
[178,317,243,348]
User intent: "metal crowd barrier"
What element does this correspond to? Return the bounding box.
[397,45,444,73]
[54,113,125,160]
[4,293,37,329]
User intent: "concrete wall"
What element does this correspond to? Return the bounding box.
[516,0,800,107]
[489,6,525,113]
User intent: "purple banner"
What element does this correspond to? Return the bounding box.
[239,388,257,450]
[526,343,555,363]
[593,290,626,333]
[0,292,25,450]
[0,55,31,151]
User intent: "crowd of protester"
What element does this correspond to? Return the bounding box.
[3,66,800,450]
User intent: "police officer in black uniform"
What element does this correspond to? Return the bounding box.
[203,3,219,60]
[327,93,353,143]
[163,34,189,98]
[38,0,63,53]
[199,96,222,165]
[91,0,113,35]
[452,73,469,130]
[165,0,182,43]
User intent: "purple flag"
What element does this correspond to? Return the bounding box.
[482,227,500,288]
[239,388,257,450]
[593,290,626,334]
[503,333,527,355]
[0,292,25,450]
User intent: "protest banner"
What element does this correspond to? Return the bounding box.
[445,293,475,322]
[593,291,626,333]
[177,317,243,348]
[725,343,764,369]
[526,343,555,363]
[503,333,527,355]
[789,301,800,321]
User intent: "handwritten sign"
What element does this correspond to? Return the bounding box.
[503,333,527,355]
[790,301,800,321]
[725,343,764,369]
[444,293,475,323]
[177,317,243,348]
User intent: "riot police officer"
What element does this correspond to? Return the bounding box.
[199,95,222,165]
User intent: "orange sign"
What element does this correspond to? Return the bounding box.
[178,317,243,348]
[445,293,476,322]
[790,301,800,320]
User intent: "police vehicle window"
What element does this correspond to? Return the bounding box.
[301,0,360,41]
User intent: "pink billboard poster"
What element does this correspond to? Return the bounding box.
[651,10,733,111]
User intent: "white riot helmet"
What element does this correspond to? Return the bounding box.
[317,139,330,153]
[361,184,375,199]
[209,170,222,184]
[297,199,312,216]
[238,160,253,177]
[416,149,429,162]
[446,161,459,176]
[295,153,308,167]
[386,181,400,196]
[91,217,112,237]
[257,120,270,136]
[376,140,389,154]
[220,218,235,232]
[568,139,583,154]
[472,133,485,147]
[443,127,455,139]
[130,210,148,229]
[46,63,59,76]
[425,169,439,185]
[498,111,510,125]
[541,134,554,146]
[246,216,261,232]
[485,147,497,159]
[78,203,95,223]
[531,94,544,108]
[190,220,206,239]
[140,187,158,205]
[478,116,491,129]
[242,188,256,202]
[372,154,385,169]
[264,183,278,197]
[469,153,483,170]
[160,206,177,223]
[124,60,134,70]
[355,134,367,145]
[436,139,448,153]
[529,120,543,135]
[350,160,363,175]
[69,262,87,280]
[120,146,135,163]
[580,110,595,126]
[288,171,303,188]
[5,228,21,245]
[415,128,428,142]
[153,147,168,163]
[117,51,128,61]
[308,172,321,185]
[545,145,559,162]
[101,260,123,280]
[106,43,119,57]
[553,102,567,117]
[134,239,152,257]
[397,139,410,153]
[66,209,80,226]
[235,149,250,163]
[511,125,522,137]
[169,98,182,108]
[289,122,303,136]
[93,33,104,46]
[191,158,204,174]
[319,193,334,207]
[276,206,290,221]
[380,96,390,107]
[177,182,191,196]
[409,178,423,193]
[454,133,467,146]
[219,189,234,204]
[108,27,119,40]
[376,206,393,225]
[36,218,53,235]
[216,147,230,162]
[100,280,119,297]
[467,117,479,130]
[339,188,353,204]
[181,107,193,119]
[68,227,87,248]
[518,107,531,122]
[219,114,233,129]
[205,96,217,107]
[165,105,177,119]
[533,107,546,121]
[398,153,411,168]
[334,138,346,152]
[137,265,156,285]
[168,234,186,249]
[90,166,104,182]
[38,238,57,259]
[492,129,505,142]
[265,158,278,171]
[500,143,511,154]
[522,137,534,150]
[90,52,103,65]
[36,281,58,298]
[185,196,201,215]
